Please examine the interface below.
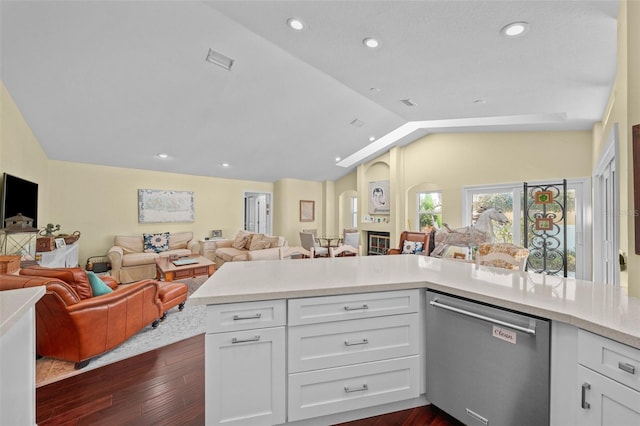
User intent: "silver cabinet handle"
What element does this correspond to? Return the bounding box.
[344,338,369,346]
[344,304,368,311]
[429,299,536,335]
[231,335,260,344]
[344,384,368,393]
[233,313,262,320]
[618,362,636,375]
[581,382,591,409]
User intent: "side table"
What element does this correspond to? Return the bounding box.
[199,238,225,261]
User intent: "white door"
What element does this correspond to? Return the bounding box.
[244,192,272,234]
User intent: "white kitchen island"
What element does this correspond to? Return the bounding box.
[191,255,640,426]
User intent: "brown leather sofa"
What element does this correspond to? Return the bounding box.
[0,266,167,369]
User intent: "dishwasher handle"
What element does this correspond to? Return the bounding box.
[429,299,536,336]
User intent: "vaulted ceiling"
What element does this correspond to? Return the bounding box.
[1,1,619,182]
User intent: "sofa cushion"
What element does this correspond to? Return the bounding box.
[249,234,271,250]
[19,266,94,300]
[216,247,249,262]
[144,232,170,253]
[169,232,192,250]
[86,271,114,296]
[122,252,159,267]
[232,231,250,250]
[114,235,144,254]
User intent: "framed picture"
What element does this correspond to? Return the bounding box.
[138,189,195,223]
[368,180,390,214]
[300,200,315,222]
[535,217,554,231]
[211,230,222,238]
[534,190,553,204]
[54,238,66,249]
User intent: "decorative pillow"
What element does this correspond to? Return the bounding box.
[244,233,255,250]
[249,234,271,250]
[86,271,113,296]
[143,232,170,253]
[401,240,424,254]
[232,231,250,250]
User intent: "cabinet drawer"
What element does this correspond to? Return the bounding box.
[288,355,420,421]
[288,289,419,325]
[206,300,286,333]
[578,329,640,392]
[288,313,419,373]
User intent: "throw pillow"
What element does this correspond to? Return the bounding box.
[401,240,424,254]
[244,233,255,250]
[143,232,170,253]
[249,234,271,250]
[232,231,250,250]
[86,271,113,296]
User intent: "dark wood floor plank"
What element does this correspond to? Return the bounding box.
[37,333,460,426]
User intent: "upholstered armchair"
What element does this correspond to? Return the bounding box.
[387,230,435,256]
[0,266,164,369]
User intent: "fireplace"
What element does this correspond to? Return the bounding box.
[367,231,390,255]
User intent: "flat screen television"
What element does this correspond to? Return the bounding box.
[1,173,38,228]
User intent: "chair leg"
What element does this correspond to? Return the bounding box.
[152,319,160,328]
[178,302,185,311]
[75,359,91,370]
[160,312,167,321]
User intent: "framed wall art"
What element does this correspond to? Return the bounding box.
[300,200,315,222]
[138,189,195,223]
[368,180,390,214]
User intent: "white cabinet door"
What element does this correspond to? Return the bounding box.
[577,365,640,426]
[206,327,285,426]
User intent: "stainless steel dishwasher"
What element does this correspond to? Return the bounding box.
[426,290,550,426]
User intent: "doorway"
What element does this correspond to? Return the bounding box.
[244,192,272,235]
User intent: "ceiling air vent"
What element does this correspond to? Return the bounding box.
[350,118,365,127]
[400,99,417,107]
[206,48,234,71]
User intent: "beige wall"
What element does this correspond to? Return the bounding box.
[273,178,324,247]
[0,82,50,224]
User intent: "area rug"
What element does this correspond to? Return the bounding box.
[35,276,208,387]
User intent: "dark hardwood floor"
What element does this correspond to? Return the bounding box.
[36,334,461,425]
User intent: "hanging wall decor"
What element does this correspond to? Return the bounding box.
[368,180,390,214]
[534,190,553,204]
[138,189,195,223]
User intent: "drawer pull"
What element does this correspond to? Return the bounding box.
[344,304,369,311]
[344,384,368,393]
[344,338,369,346]
[231,335,260,344]
[233,313,262,321]
[618,362,636,375]
[581,382,591,410]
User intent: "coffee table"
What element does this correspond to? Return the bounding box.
[155,255,215,282]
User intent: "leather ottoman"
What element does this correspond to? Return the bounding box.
[157,281,188,320]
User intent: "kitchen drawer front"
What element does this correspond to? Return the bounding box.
[288,313,419,373]
[288,355,419,421]
[288,289,419,325]
[578,329,640,392]
[206,299,286,333]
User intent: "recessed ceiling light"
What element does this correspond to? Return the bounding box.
[363,37,379,48]
[501,22,530,37]
[369,136,376,142]
[335,157,341,162]
[287,18,304,30]
[156,153,169,159]
[220,163,230,168]
[205,48,234,70]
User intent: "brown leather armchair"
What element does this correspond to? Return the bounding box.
[387,230,435,256]
[0,266,164,369]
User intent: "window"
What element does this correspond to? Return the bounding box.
[463,179,591,279]
[350,196,358,229]
[417,192,442,232]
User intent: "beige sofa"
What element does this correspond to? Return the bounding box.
[107,231,199,283]
[214,231,287,268]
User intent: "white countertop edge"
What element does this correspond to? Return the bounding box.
[190,256,640,349]
[0,286,45,337]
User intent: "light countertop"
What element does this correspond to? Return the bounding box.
[0,286,45,338]
[190,255,640,349]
